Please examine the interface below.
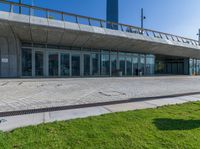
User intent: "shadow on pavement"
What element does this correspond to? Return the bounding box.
[153,118,200,131]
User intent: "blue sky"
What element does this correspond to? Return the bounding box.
[9,0,200,39]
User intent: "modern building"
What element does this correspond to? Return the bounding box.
[107,0,118,29]
[0,0,200,78]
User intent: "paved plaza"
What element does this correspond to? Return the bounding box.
[0,76,200,113]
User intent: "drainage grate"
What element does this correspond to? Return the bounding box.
[0,91,200,118]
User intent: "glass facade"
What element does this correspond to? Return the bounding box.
[92,53,100,76]
[60,53,70,76]
[190,59,200,75]
[84,54,91,76]
[71,54,80,76]
[22,48,32,76]
[155,56,186,75]
[146,55,155,75]
[101,51,110,76]
[21,45,157,77]
[132,54,138,75]
[111,53,118,76]
[139,55,145,75]
[126,54,132,76]
[119,53,126,76]
[48,53,58,76]
[35,51,44,76]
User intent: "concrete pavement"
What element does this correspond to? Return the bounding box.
[1,76,200,112]
[0,76,200,131]
[1,92,200,131]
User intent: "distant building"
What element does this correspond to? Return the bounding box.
[107,0,118,29]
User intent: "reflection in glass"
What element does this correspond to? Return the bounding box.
[189,59,194,75]
[101,52,110,75]
[172,63,177,74]
[49,54,58,76]
[194,59,197,75]
[197,60,200,75]
[22,48,32,76]
[132,55,138,75]
[126,56,132,76]
[146,55,155,75]
[35,51,44,76]
[119,53,126,75]
[71,55,80,76]
[84,54,90,76]
[60,53,70,76]
[111,53,117,76]
[92,53,99,76]
[139,55,145,75]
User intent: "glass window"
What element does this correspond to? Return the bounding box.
[101,52,110,76]
[177,63,184,74]
[146,55,155,75]
[172,63,178,74]
[189,59,193,75]
[35,51,44,76]
[119,53,126,76]
[111,53,118,76]
[92,53,100,76]
[166,63,172,74]
[197,60,200,75]
[194,59,197,75]
[71,54,80,76]
[139,55,145,75]
[84,54,91,76]
[49,54,58,76]
[22,48,32,76]
[60,53,70,76]
[132,55,138,76]
[126,55,132,76]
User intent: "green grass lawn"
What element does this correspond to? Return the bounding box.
[1,102,200,149]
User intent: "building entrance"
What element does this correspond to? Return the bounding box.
[155,55,187,75]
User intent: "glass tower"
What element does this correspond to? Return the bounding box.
[106,0,119,29]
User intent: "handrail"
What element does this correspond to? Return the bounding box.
[0,0,199,46]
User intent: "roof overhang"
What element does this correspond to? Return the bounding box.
[1,11,200,58]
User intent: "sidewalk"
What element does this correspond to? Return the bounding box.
[1,93,200,132]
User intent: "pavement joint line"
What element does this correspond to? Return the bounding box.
[143,101,159,107]
[101,106,114,113]
[0,91,200,117]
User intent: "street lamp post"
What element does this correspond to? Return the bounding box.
[198,29,200,45]
[19,0,22,14]
[31,0,34,15]
[141,8,146,34]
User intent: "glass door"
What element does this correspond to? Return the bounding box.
[101,52,110,76]
[132,54,138,76]
[126,55,132,76]
[22,48,32,77]
[35,51,44,77]
[83,54,91,76]
[111,53,118,76]
[60,53,70,77]
[91,53,100,76]
[119,53,126,76]
[71,54,80,76]
[139,55,145,75]
[48,53,59,77]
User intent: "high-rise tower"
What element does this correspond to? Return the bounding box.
[106,0,119,29]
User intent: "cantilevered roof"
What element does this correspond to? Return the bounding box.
[0,0,200,58]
